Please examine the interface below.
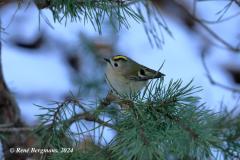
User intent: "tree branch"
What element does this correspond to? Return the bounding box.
[166,113,199,139]
[0,127,33,133]
[34,0,135,9]
[98,91,118,109]
[201,49,240,93]
[64,112,115,130]
[172,0,240,53]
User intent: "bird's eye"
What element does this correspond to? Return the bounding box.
[114,63,118,67]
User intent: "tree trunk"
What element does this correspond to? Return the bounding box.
[0,17,35,160]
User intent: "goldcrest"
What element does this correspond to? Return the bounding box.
[104,55,165,96]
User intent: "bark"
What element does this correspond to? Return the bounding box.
[0,18,36,160]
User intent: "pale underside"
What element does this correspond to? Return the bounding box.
[105,64,147,96]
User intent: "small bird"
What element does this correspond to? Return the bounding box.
[104,55,165,96]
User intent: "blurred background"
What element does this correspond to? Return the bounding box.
[1,0,240,127]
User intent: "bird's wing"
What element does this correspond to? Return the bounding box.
[128,66,165,81]
[143,67,165,78]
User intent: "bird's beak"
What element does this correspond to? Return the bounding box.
[104,58,111,64]
[154,72,165,79]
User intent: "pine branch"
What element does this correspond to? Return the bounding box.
[34,0,143,34]
[164,112,199,140]
[98,91,118,109]
[36,93,116,130]
[0,127,33,132]
[64,112,115,129]
[34,0,135,9]
[109,79,220,159]
[33,78,240,159]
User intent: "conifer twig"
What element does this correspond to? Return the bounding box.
[201,49,240,93]
[165,113,199,139]
[0,127,33,132]
[64,112,115,129]
[98,91,118,109]
[172,0,240,53]
[34,0,135,9]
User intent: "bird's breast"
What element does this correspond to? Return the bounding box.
[105,65,147,95]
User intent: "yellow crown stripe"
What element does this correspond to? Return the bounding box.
[113,55,128,61]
